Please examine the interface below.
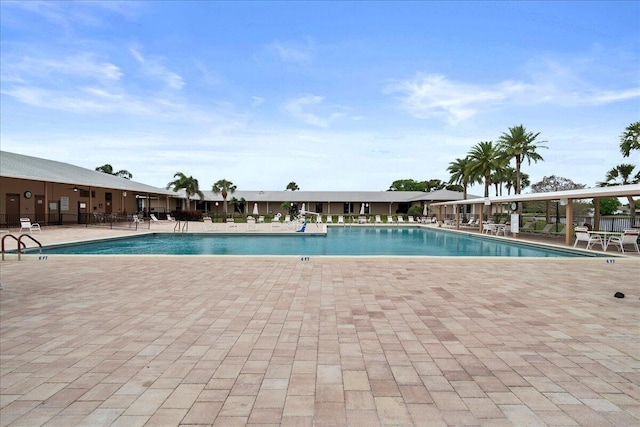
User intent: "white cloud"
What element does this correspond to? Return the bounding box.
[2,54,122,83]
[129,47,185,90]
[283,95,349,127]
[269,40,313,63]
[252,96,265,108]
[387,68,640,124]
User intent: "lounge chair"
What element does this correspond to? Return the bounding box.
[315,215,323,225]
[397,216,405,224]
[407,216,415,224]
[271,213,282,229]
[520,222,533,232]
[337,216,345,224]
[284,215,291,224]
[166,214,176,222]
[132,215,144,223]
[326,216,333,224]
[375,215,382,224]
[387,216,395,224]
[19,218,41,233]
[536,224,554,234]
[608,229,640,254]
[150,214,160,222]
[257,216,265,223]
[573,226,604,250]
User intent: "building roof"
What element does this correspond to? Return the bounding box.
[182,188,478,203]
[2,150,477,203]
[1,151,175,195]
[430,184,640,206]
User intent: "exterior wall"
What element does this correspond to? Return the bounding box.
[0,177,164,226]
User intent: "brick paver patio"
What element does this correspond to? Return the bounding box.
[1,227,639,426]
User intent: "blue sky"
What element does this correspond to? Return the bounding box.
[1,1,638,194]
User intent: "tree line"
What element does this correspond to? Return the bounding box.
[95,121,639,220]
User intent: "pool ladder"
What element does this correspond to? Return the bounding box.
[174,220,189,233]
[1,233,43,261]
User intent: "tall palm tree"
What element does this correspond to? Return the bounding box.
[212,179,237,220]
[467,141,501,198]
[166,172,204,210]
[599,164,639,226]
[96,164,133,180]
[496,124,547,194]
[620,121,640,158]
[286,182,300,191]
[447,157,477,199]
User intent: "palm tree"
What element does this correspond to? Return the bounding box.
[286,182,300,191]
[620,121,640,158]
[496,125,547,194]
[212,179,237,221]
[467,141,501,198]
[166,172,204,210]
[96,164,133,180]
[599,164,639,226]
[447,157,477,199]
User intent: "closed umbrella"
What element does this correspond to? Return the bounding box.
[360,203,365,215]
[253,203,259,216]
[300,203,305,216]
[423,204,428,216]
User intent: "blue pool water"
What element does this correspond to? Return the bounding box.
[39,227,590,257]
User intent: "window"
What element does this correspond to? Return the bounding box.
[343,203,353,214]
[397,203,410,214]
[315,202,323,213]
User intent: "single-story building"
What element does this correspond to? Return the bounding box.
[1,150,480,226]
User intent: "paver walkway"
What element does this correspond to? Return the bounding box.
[1,227,639,426]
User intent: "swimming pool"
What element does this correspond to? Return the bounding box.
[39,227,593,257]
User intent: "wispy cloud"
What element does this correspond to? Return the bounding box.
[387,63,640,124]
[2,1,143,33]
[6,54,122,82]
[283,95,347,127]
[386,74,527,124]
[269,40,313,63]
[129,47,185,90]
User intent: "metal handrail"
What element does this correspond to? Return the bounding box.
[17,234,43,261]
[2,234,26,260]
[172,220,189,233]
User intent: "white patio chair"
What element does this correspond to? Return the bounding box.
[19,218,41,233]
[608,229,640,254]
[573,226,603,250]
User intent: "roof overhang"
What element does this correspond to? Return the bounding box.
[430,184,640,206]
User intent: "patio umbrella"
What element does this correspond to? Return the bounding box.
[300,203,305,216]
[423,204,428,216]
[253,203,259,216]
[360,203,365,215]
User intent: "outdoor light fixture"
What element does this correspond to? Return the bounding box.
[73,187,79,192]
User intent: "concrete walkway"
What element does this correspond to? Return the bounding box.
[1,226,639,426]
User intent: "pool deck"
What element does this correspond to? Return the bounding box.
[1,225,639,426]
